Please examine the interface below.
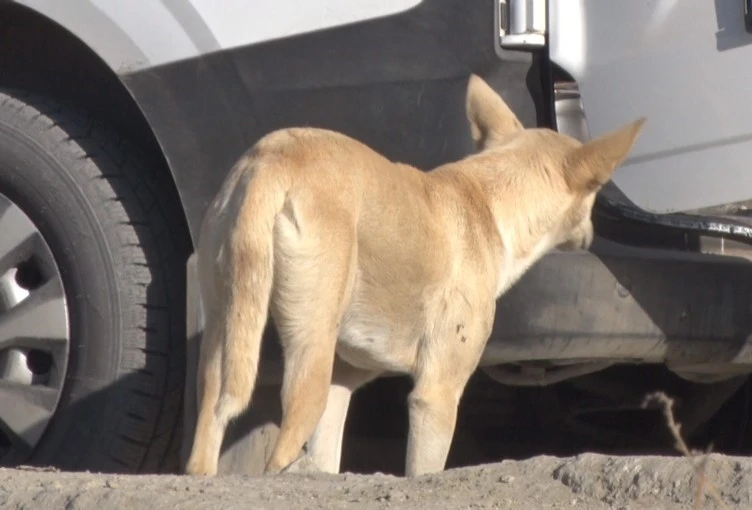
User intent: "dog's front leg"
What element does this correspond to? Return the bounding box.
[405,298,495,477]
[306,356,380,473]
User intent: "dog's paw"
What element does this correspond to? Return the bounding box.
[184,458,217,477]
[280,454,323,474]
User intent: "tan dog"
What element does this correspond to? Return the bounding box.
[185,74,645,478]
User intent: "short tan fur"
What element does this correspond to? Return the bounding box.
[185,74,645,477]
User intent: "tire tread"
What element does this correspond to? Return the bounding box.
[0,89,190,473]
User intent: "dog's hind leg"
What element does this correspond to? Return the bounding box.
[264,201,358,474]
[185,315,225,475]
[305,356,380,473]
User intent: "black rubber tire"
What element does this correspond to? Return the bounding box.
[0,89,190,473]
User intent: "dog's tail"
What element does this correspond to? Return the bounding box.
[213,161,289,424]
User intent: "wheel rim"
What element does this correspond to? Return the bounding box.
[0,192,69,462]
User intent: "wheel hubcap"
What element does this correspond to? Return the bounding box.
[0,192,69,462]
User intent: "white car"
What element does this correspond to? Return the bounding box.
[0,0,750,474]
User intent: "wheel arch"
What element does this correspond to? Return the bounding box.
[0,2,192,244]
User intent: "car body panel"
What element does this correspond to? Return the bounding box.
[549,0,752,214]
[117,0,542,241]
[12,0,421,72]
[10,0,542,242]
[22,0,752,220]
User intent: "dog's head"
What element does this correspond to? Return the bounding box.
[465,74,645,253]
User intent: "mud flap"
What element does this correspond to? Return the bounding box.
[180,252,201,471]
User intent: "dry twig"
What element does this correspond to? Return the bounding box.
[642,391,730,510]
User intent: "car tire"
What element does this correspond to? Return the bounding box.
[0,89,190,473]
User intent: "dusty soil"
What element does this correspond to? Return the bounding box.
[2,453,752,510]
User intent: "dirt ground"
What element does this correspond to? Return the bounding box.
[2,453,752,510]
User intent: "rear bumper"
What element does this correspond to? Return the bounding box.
[483,238,752,371]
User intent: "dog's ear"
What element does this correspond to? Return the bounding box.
[466,74,523,149]
[563,117,646,193]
